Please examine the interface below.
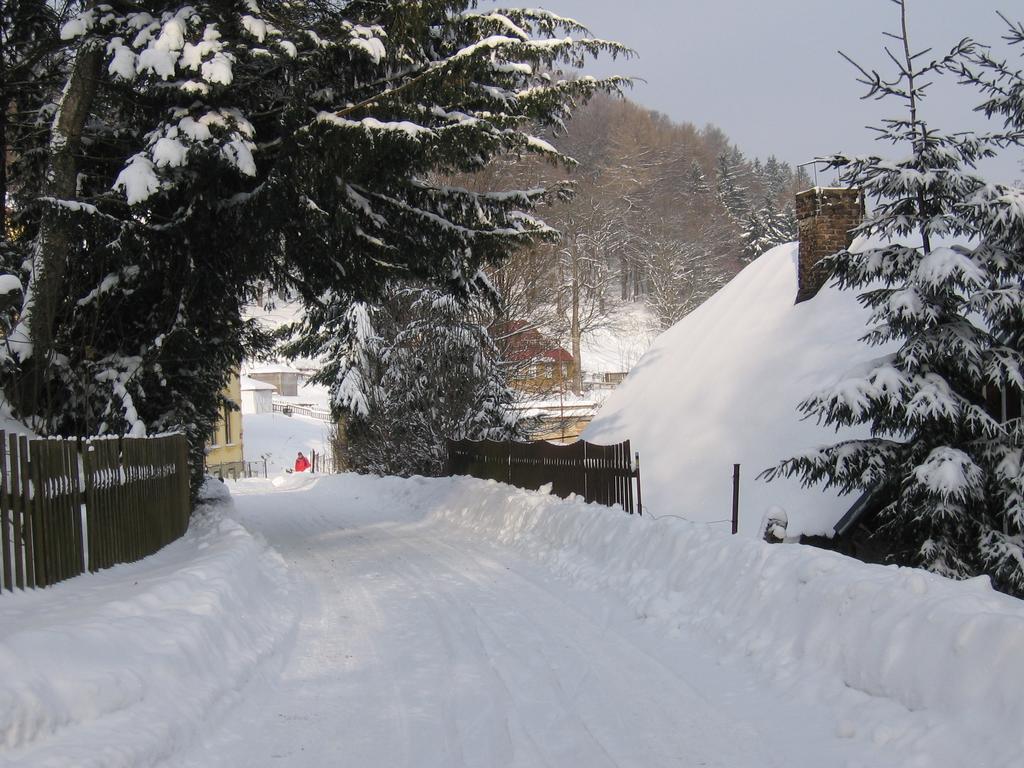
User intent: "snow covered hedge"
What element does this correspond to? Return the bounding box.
[0,483,296,768]
[428,477,1024,765]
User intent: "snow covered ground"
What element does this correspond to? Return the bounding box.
[4,474,1023,767]
[242,412,331,475]
[579,303,659,376]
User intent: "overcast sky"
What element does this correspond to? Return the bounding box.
[499,0,1023,182]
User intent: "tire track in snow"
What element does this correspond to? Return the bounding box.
[175,475,896,768]
[372,518,773,768]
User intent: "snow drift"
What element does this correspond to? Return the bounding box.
[428,477,1024,767]
[584,242,889,537]
[0,481,297,768]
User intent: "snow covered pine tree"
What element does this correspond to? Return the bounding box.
[765,1,1024,595]
[288,282,524,477]
[0,2,627,488]
[954,14,1024,594]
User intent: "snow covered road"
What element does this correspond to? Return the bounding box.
[179,475,781,768]
[163,474,957,768]
[6,472,1024,767]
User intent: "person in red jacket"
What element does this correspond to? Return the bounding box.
[294,452,311,473]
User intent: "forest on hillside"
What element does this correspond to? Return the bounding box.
[482,91,811,390]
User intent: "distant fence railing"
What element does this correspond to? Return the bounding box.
[446,438,641,514]
[309,449,335,475]
[1,431,191,593]
[208,449,337,480]
[207,460,267,481]
[273,401,333,422]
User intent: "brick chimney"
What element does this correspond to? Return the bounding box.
[794,187,864,303]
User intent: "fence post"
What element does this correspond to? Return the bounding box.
[0,433,9,591]
[634,451,643,517]
[732,464,740,535]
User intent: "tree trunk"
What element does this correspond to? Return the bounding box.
[1,95,8,240]
[33,41,102,352]
[571,255,582,395]
[13,40,102,418]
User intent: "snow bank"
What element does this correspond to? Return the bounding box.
[0,482,297,768]
[584,242,889,537]
[428,478,1024,766]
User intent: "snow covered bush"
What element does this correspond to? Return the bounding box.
[766,2,1024,595]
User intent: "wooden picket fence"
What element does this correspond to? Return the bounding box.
[0,431,191,593]
[446,438,642,514]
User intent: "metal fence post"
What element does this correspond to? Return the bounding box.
[732,464,740,535]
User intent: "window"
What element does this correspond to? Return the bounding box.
[223,404,233,445]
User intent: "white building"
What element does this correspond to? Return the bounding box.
[240,375,277,414]
[244,361,305,396]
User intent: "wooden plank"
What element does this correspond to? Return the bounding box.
[150,439,161,552]
[28,440,49,587]
[42,441,60,584]
[90,440,105,571]
[0,432,10,591]
[11,434,28,588]
[611,442,621,510]
[69,441,85,574]
[164,439,173,542]
[103,440,118,570]
[136,439,147,556]
[49,442,65,583]
[125,439,140,562]
[57,441,74,582]
[109,440,124,567]
[50,441,69,583]
[83,442,98,572]
[150,439,159,551]
[137,440,150,558]
[110,439,122,567]
[178,435,190,536]
[8,434,22,589]
[126,439,139,563]
[623,440,634,514]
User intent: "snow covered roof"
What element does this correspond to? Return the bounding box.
[583,242,894,539]
[243,360,303,376]
[240,375,277,392]
[496,322,574,364]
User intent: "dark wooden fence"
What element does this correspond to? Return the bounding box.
[1,431,191,592]
[446,438,641,514]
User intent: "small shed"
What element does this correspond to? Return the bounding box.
[240,375,277,414]
[245,361,303,396]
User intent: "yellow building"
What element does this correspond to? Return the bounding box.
[205,372,246,479]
